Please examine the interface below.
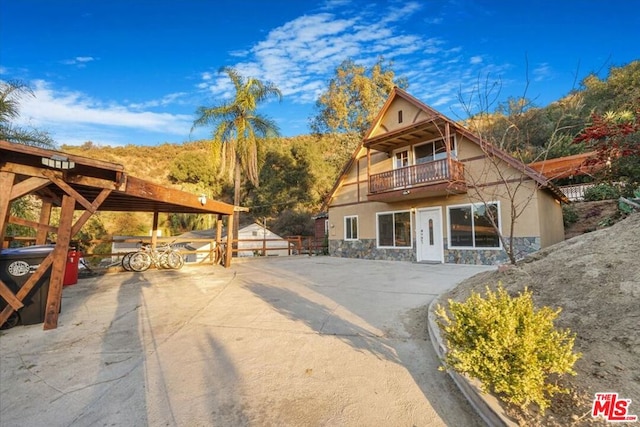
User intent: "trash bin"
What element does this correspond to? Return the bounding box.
[64,248,81,286]
[0,245,55,327]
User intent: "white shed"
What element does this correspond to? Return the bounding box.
[178,223,291,262]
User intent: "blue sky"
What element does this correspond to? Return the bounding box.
[1,0,638,147]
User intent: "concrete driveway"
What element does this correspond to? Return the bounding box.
[0,257,493,426]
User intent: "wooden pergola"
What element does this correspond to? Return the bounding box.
[0,140,236,330]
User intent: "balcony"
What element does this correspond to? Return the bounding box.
[368,158,466,201]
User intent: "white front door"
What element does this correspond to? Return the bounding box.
[417,208,443,263]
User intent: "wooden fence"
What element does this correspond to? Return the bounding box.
[2,235,328,269]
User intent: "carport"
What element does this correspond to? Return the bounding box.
[0,140,236,330]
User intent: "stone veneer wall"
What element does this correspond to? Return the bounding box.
[330,236,540,265]
[329,239,416,262]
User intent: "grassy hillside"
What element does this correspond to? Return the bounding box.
[59,134,347,237]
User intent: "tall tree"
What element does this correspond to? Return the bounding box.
[0,80,54,147]
[192,67,282,207]
[310,57,408,137]
[580,60,640,114]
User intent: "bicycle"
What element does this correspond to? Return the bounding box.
[123,241,184,272]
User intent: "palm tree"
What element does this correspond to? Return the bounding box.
[0,80,54,147]
[193,67,281,248]
[193,67,282,207]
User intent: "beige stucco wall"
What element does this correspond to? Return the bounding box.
[328,131,563,245]
[370,98,432,137]
[537,190,565,247]
[328,185,545,244]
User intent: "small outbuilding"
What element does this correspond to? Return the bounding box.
[179,222,291,262]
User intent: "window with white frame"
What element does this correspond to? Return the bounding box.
[344,215,358,240]
[377,211,412,248]
[394,149,409,169]
[414,136,457,164]
[448,202,501,248]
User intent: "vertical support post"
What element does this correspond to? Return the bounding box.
[151,211,159,249]
[445,122,452,177]
[215,215,222,245]
[356,156,361,202]
[0,172,16,248]
[224,213,234,268]
[43,195,75,330]
[215,214,223,264]
[366,147,371,194]
[36,199,53,245]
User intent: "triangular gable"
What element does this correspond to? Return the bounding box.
[324,88,568,207]
[363,87,444,141]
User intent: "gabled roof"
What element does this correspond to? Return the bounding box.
[528,151,602,179]
[324,88,568,207]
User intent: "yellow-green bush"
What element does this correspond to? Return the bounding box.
[435,285,580,412]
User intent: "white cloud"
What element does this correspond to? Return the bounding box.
[194,1,509,123]
[533,63,552,82]
[61,56,97,67]
[14,80,194,144]
[128,92,189,110]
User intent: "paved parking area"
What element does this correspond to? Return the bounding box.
[0,257,493,426]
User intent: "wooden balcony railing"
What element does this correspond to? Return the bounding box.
[369,158,465,194]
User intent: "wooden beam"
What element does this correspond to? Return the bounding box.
[9,177,51,200]
[216,214,223,265]
[66,174,127,191]
[0,279,24,311]
[1,162,124,191]
[0,172,15,246]
[225,214,234,268]
[36,200,53,244]
[1,139,125,171]
[0,162,46,178]
[151,211,159,249]
[42,170,94,212]
[39,187,62,206]
[43,195,75,330]
[126,176,235,215]
[8,215,58,233]
[70,188,113,236]
[216,215,222,244]
[0,255,53,328]
[445,122,452,175]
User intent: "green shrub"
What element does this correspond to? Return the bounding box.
[562,204,579,226]
[583,183,620,201]
[435,285,580,412]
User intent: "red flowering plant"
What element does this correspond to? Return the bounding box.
[573,103,640,191]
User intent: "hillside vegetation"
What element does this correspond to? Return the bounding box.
[60,134,351,238]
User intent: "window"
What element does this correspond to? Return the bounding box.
[345,216,358,240]
[398,110,403,123]
[448,202,501,248]
[394,149,409,168]
[414,137,457,164]
[377,211,412,248]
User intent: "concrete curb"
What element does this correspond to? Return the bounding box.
[427,297,518,427]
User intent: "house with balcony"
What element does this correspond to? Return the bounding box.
[325,88,567,265]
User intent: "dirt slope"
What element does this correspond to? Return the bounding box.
[440,212,640,426]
